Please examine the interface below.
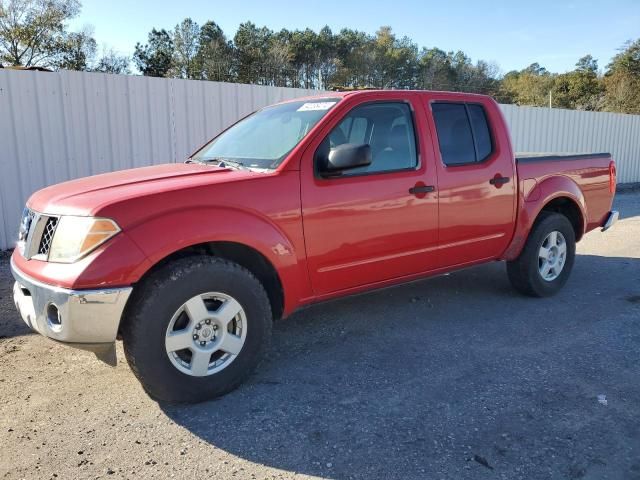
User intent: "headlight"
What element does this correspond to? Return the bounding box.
[48,216,121,263]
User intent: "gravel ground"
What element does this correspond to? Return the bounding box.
[0,193,639,480]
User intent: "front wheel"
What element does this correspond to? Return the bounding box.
[507,212,576,297]
[121,256,272,403]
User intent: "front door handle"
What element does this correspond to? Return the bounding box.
[409,185,435,195]
[489,176,510,186]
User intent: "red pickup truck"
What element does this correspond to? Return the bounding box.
[11,90,618,403]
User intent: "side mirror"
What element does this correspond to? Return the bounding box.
[318,143,372,176]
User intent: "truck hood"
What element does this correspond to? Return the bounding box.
[28,163,255,216]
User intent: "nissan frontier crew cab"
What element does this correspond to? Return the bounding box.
[11,90,618,403]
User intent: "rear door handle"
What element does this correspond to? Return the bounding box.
[409,185,435,195]
[489,176,510,186]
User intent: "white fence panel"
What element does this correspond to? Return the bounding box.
[0,70,317,249]
[1,69,639,249]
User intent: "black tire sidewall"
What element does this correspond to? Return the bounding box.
[123,256,271,403]
[523,213,576,297]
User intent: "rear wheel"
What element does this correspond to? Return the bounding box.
[507,212,576,297]
[121,256,272,403]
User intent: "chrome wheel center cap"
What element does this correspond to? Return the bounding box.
[200,326,214,340]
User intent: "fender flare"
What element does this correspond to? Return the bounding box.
[502,175,587,261]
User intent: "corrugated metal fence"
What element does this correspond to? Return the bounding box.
[0,70,317,249]
[500,104,640,183]
[1,69,639,249]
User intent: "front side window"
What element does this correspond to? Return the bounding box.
[431,102,493,166]
[192,98,340,169]
[319,102,418,175]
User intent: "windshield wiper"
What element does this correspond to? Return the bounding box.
[185,158,205,164]
[196,157,248,170]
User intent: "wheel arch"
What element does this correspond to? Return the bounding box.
[132,241,285,321]
[538,196,584,241]
[119,206,310,324]
[119,241,286,339]
[502,175,587,261]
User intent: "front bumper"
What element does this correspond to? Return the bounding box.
[10,258,133,348]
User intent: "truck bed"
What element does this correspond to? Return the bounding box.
[515,152,614,233]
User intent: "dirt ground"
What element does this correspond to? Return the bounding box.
[1,193,639,480]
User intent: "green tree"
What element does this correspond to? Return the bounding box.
[290,28,322,88]
[55,26,96,70]
[466,60,500,95]
[418,47,456,90]
[576,54,598,74]
[263,29,293,86]
[449,50,473,89]
[332,28,372,87]
[287,26,338,88]
[0,0,81,67]
[499,63,555,107]
[197,20,233,82]
[171,18,200,79]
[93,47,129,74]
[234,21,272,84]
[368,26,418,89]
[416,48,498,94]
[524,62,548,76]
[133,28,173,77]
[603,39,640,114]
[552,55,602,110]
[316,26,337,89]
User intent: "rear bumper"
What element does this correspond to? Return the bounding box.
[10,258,132,346]
[601,210,619,232]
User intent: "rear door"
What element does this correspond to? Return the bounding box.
[300,93,439,295]
[425,95,516,266]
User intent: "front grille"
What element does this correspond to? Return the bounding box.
[37,216,58,256]
[17,207,60,260]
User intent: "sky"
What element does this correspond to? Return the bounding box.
[69,0,640,74]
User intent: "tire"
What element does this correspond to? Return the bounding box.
[121,255,272,403]
[507,212,576,297]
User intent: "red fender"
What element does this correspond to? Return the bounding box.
[123,206,311,316]
[501,175,586,261]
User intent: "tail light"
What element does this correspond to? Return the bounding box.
[609,161,616,194]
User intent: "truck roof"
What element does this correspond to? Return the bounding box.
[276,89,494,105]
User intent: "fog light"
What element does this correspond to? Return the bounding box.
[46,303,62,331]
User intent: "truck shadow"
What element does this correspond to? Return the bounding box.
[160,252,640,479]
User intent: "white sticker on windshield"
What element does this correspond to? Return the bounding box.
[297,102,337,112]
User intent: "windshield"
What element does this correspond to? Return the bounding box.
[191,98,341,169]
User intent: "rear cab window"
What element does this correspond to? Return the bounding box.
[431,102,493,166]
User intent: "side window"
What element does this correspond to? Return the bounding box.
[431,102,493,166]
[323,102,418,175]
[348,117,368,144]
[467,105,492,161]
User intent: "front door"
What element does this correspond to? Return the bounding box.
[300,94,439,296]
